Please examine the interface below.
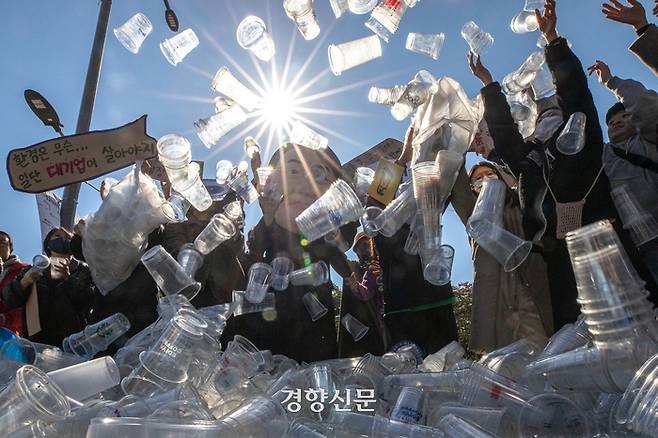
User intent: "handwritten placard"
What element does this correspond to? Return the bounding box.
[7,115,157,194]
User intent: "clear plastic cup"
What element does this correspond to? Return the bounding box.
[245,263,272,304]
[366,0,408,42]
[227,172,260,204]
[437,414,495,438]
[461,21,494,56]
[427,405,505,436]
[391,70,438,121]
[421,341,466,373]
[0,366,70,435]
[434,150,465,209]
[403,217,420,256]
[368,85,406,107]
[62,313,131,358]
[231,291,276,316]
[0,339,36,365]
[615,352,658,425]
[533,322,592,362]
[114,12,153,54]
[348,0,377,14]
[144,419,233,437]
[423,244,455,286]
[223,201,243,223]
[460,363,534,411]
[34,346,85,373]
[302,293,328,322]
[467,220,532,272]
[515,52,545,90]
[160,28,199,66]
[295,180,363,243]
[380,189,417,238]
[612,185,658,247]
[468,177,505,228]
[167,191,191,223]
[518,393,591,437]
[47,356,120,401]
[412,162,442,249]
[122,350,189,397]
[236,15,275,62]
[141,245,202,299]
[210,66,261,111]
[271,256,293,291]
[353,167,375,202]
[195,105,247,148]
[289,121,328,151]
[284,0,320,41]
[86,417,147,437]
[371,415,443,437]
[390,387,423,424]
[341,314,369,342]
[381,371,465,403]
[289,261,329,286]
[556,112,587,155]
[151,308,207,362]
[361,206,387,238]
[531,64,556,99]
[31,254,50,272]
[171,162,213,212]
[330,0,349,18]
[221,336,265,379]
[255,167,274,193]
[194,214,236,255]
[177,243,204,279]
[510,10,539,34]
[405,32,445,60]
[220,395,289,436]
[328,35,382,76]
[215,160,234,185]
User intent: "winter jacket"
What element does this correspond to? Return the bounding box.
[0,256,28,336]
[450,167,553,353]
[1,259,95,347]
[630,24,658,77]
[603,76,658,225]
[481,37,617,243]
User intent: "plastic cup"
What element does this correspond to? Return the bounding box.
[390,387,423,424]
[412,162,441,211]
[295,180,363,243]
[328,35,382,76]
[380,189,417,238]
[31,254,50,272]
[194,214,236,255]
[302,293,328,322]
[422,341,466,373]
[176,243,204,279]
[245,263,272,304]
[360,206,387,238]
[195,105,247,148]
[284,0,320,40]
[615,352,658,425]
[517,53,545,89]
[467,220,532,272]
[167,191,191,223]
[460,363,534,411]
[403,218,420,256]
[271,256,293,291]
[0,366,70,435]
[151,308,207,362]
[353,167,375,202]
[289,121,328,151]
[392,72,438,121]
[366,0,408,42]
[368,85,406,107]
[423,244,455,286]
[33,347,85,373]
[86,417,147,437]
[437,414,495,438]
[405,32,445,60]
[468,177,506,227]
[612,185,658,247]
[348,0,377,14]
[221,336,265,379]
[461,21,494,56]
[255,167,274,193]
[330,0,349,17]
[435,150,465,208]
[236,15,275,61]
[160,28,199,66]
[289,261,329,287]
[518,393,591,437]
[427,405,505,436]
[0,339,36,365]
[556,112,586,155]
[122,351,189,398]
[171,162,213,212]
[510,10,539,33]
[223,201,243,223]
[62,313,131,358]
[47,356,120,401]
[141,245,202,300]
[341,314,369,342]
[531,64,556,99]
[114,12,153,54]
[231,291,276,316]
[220,396,289,436]
[324,229,351,253]
[215,160,234,185]
[533,322,592,362]
[210,66,261,111]
[228,172,259,204]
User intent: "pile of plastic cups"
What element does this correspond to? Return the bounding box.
[0,219,656,437]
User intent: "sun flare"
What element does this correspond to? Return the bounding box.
[256,85,299,133]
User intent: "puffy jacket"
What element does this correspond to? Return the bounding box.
[0,256,28,336]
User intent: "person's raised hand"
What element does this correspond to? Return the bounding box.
[52,258,71,281]
[19,267,42,290]
[468,52,493,87]
[536,0,559,43]
[602,0,649,31]
[587,60,613,85]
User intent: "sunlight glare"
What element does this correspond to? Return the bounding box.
[259,86,298,130]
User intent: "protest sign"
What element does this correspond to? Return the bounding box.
[35,191,61,242]
[342,138,403,177]
[7,115,157,194]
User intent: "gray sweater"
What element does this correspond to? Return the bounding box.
[603,76,658,225]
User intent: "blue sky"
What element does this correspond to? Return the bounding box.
[2,0,657,284]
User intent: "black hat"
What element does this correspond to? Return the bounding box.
[606,102,626,125]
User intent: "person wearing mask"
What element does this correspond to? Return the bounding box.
[339,232,386,357]
[2,228,95,346]
[588,60,658,289]
[0,231,28,336]
[467,0,622,329]
[601,0,658,76]
[222,143,357,363]
[450,163,552,353]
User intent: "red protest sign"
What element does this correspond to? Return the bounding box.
[7,115,157,194]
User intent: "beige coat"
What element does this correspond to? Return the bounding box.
[630,24,658,77]
[451,167,553,353]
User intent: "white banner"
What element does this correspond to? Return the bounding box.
[35,191,61,242]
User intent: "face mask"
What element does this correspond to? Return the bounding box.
[471,174,498,192]
[47,237,72,255]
